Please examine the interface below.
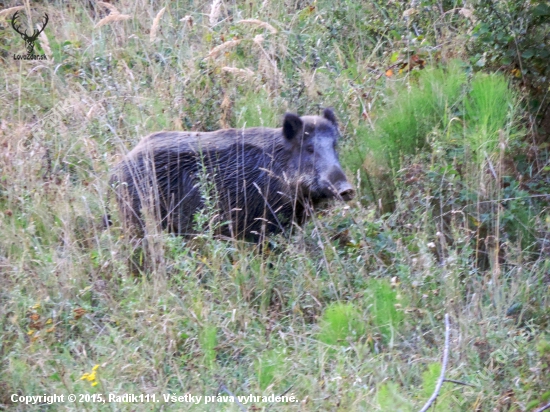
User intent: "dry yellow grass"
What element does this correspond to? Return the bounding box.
[0,6,25,18]
[237,19,277,34]
[220,92,232,128]
[207,39,241,59]
[459,8,475,21]
[253,34,265,45]
[150,7,166,42]
[94,2,131,29]
[95,12,131,29]
[96,1,120,14]
[119,59,135,82]
[209,0,222,26]
[38,30,52,60]
[221,66,255,77]
[180,15,193,27]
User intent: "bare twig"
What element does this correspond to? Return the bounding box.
[443,379,476,388]
[279,384,294,396]
[418,313,451,412]
[534,402,550,412]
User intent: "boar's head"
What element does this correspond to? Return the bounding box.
[282,108,355,203]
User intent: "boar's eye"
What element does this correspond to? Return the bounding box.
[305,145,314,154]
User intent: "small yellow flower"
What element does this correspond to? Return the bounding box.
[80,364,100,386]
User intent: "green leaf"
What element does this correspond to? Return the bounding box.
[390,30,401,40]
[50,372,61,382]
[532,3,550,16]
[522,49,535,59]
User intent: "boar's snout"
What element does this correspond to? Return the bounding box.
[337,181,355,201]
[321,167,355,201]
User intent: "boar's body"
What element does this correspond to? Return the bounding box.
[111,109,354,239]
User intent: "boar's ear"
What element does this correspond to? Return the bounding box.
[282,113,303,142]
[323,108,338,127]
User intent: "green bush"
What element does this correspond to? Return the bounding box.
[342,62,467,203]
[420,363,450,411]
[318,302,365,346]
[367,279,404,342]
[255,349,285,390]
[464,72,517,163]
[199,325,218,369]
[469,0,550,94]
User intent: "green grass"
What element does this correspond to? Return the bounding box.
[199,325,218,369]
[420,363,451,411]
[0,0,548,411]
[465,72,518,162]
[235,89,280,128]
[367,279,404,343]
[317,302,365,346]
[255,349,286,390]
[342,62,466,169]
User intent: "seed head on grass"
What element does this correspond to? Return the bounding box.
[237,19,277,34]
[207,40,241,59]
[94,2,130,29]
[221,66,255,78]
[0,6,24,18]
[253,34,265,45]
[150,7,166,42]
[96,1,119,14]
[209,0,222,27]
[95,13,131,28]
[38,30,52,60]
[180,15,193,27]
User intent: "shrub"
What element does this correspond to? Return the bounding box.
[318,302,365,346]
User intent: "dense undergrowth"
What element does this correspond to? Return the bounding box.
[0,0,549,411]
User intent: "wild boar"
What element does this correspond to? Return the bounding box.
[111,108,354,240]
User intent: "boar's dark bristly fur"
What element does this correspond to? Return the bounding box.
[111,108,354,239]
